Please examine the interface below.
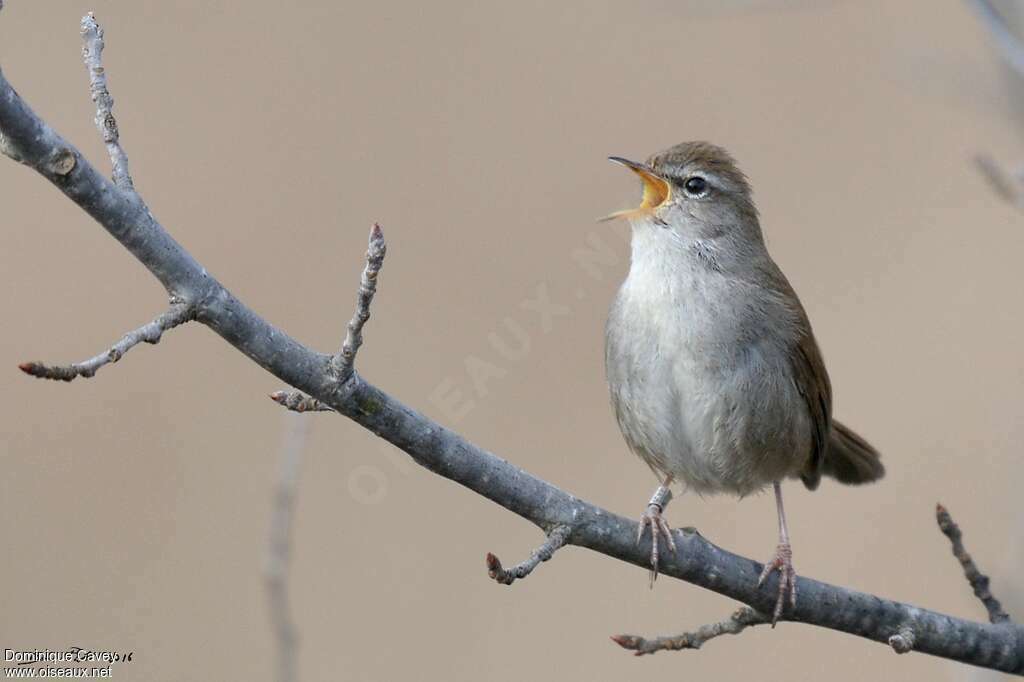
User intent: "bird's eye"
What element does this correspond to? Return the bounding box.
[683,176,708,196]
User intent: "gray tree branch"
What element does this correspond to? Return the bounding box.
[3,14,1024,675]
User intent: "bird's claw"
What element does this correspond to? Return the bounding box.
[636,503,676,587]
[757,542,796,626]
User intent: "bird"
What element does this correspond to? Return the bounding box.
[602,141,884,623]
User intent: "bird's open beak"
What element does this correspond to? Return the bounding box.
[600,157,671,222]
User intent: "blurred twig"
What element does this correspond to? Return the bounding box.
[265,415,311,682]
[967,0,1024,78]
[966,1,1024,207]
[975,154,1024,208]
[968,1,1024,209]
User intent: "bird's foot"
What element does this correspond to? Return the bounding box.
[757,542,796,626]
[636,502,676,588]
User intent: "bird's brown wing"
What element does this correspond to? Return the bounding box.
[757,261,834,490]
[762,265,882,489]
[777,288,883,489]
[790,328,833,490]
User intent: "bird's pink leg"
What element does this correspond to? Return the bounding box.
[758,480,797,625]
[637,475,676,587]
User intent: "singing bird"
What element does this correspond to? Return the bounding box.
[603,142,884,622]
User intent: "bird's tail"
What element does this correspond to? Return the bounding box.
[822,420,885,485]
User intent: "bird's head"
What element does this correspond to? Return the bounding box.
[604,141,761,248]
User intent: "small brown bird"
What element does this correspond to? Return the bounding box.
[603,142,884,623]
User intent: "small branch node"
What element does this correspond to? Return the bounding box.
[48,148,76,176]
[270,390,335,413]
[936,503,1011,624]
[888,625,916,654]
[80,12,134,191]
[331,224,387,379]
[486,525,570,586]
[612,606,767,656]
[18,304,193,382]
[0,129,25,163]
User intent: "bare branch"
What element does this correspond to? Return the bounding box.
[80,13,134,191]
[4,36,1024,675]
[486,525,570,585]
[937,503,1012,624]
[265,415,310,682]
[269,390,336,413]
[331,223,386,379]
[611,607,767,656]
[19,304,194,381]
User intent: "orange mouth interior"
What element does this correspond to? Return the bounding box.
[601,167,671,222]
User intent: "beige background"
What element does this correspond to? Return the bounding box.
[2,1,1023,680]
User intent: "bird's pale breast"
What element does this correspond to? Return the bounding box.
[605,251,812,496]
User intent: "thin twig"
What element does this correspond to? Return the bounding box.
[936,503,1011,624]
[611,607,768,656]
[331,223,386,379]
[269,390,336,413]
[486,525,571,585]
[81,13,133,191]
[265,414,310,682]
[19,304,193,381]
